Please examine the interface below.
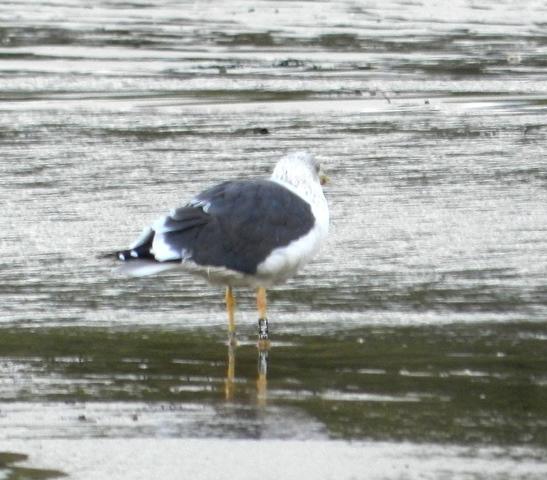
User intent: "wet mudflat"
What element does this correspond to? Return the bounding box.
[1,0,547,478]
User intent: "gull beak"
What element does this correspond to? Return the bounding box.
[319,174,329,186]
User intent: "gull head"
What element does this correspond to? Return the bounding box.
[271,151,327,190]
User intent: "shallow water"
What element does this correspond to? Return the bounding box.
[1,0,547,478]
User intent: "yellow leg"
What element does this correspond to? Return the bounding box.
[257,287,267,320]
[225,286,236,342]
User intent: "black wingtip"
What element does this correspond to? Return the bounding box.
[116,250,131,261]
[113,247,156,262]
[96,250,136,261]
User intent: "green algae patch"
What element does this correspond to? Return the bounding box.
[0,451,66,479]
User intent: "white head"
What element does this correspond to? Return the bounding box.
[270,151,329,236]
[271,151,323,189]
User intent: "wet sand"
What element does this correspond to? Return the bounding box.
[3,438,547,480]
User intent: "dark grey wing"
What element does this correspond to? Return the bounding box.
[164,180,315,274]
[118,180,315,274]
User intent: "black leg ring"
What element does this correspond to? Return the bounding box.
[258,317,269,340]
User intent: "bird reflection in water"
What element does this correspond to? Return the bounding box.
[224,342,269,405]
[225,343,236,401]
[257,349,268,406]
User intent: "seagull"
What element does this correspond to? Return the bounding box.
[115,151,329,344]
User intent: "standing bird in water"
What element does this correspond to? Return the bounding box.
[115,151,329,345]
